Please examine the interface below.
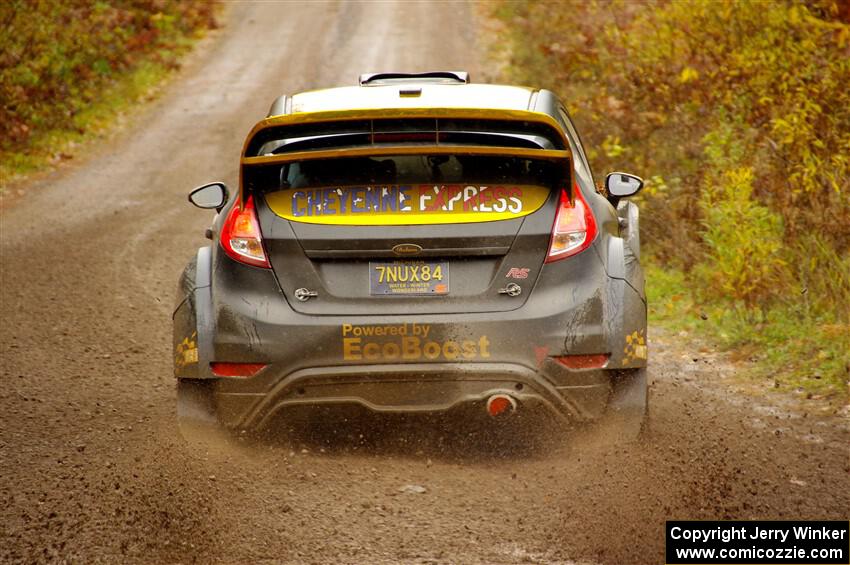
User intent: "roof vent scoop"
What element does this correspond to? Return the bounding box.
[359,71,470,85]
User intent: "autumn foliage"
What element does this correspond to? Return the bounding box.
[494,0,850,394]
[0,0,216,152]
[494,0,849,316]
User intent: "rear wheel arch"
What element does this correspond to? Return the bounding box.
[173,246,215,379]
[603,275,648,368]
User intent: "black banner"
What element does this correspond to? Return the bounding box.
[666,521,849,564]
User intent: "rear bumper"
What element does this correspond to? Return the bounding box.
[211,361,611,429]
[174,244,647,430]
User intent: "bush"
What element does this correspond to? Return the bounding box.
[695,167,789,313]
[0,0,217,152]
[493,0,849,270]
[493,0,850,396]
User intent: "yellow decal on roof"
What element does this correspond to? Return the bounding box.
[264,184,549,225]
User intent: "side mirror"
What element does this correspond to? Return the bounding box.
[188,182,229,211]
[605,172,644,199]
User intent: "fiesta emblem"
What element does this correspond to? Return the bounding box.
[392,243,423,256]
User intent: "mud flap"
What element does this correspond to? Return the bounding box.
[177,378,217,424]
[601,367,649,442]
[176,378,234,448]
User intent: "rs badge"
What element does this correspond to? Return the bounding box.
[506,267,530,279]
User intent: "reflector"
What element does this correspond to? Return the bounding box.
[210,363,267,377]
[554,354,609,369]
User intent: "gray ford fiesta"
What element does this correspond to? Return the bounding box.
[173,71,648,438]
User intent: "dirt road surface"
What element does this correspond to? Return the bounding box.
[1,3,847,564]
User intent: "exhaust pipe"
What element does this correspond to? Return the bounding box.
[486,394,517,418]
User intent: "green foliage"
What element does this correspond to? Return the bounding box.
[0,0,216,160]
[696,167,789,312]
[493,0,850,400]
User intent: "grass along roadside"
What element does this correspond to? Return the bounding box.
[646,261,849,409]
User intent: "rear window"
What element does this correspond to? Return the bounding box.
[247,154,567,225]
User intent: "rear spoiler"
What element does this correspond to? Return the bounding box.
[239,108,572,200]
[244,109,570,157]
[249,121,562,157]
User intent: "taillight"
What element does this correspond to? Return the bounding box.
[220,195,270,268]
[545,184,598,262]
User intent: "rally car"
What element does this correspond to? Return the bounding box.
[173,71,648,437]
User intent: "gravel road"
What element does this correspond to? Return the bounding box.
[1,2,847,564]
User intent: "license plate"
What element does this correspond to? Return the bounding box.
[369,260,449,295]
